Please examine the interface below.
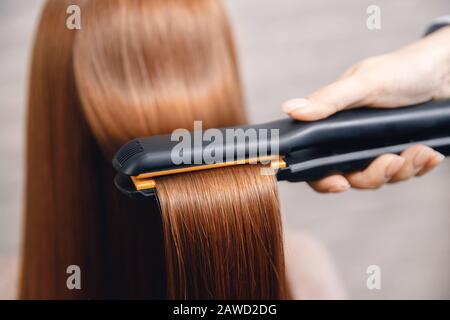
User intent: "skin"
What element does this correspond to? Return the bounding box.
[284,231,347,299]
[282,26,450,193]
[0,256,18,299]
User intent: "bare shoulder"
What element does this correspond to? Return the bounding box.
[284,230,347,300]
[0,255,18,300]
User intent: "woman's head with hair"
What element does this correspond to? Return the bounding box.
[74,0,246,155]
[21,0,286,299]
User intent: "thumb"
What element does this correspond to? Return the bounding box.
[282,76,370,121]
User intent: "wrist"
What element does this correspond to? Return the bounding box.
[423,26,450,99]
[433,27,450,99]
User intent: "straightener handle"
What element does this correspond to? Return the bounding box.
[277,136,450,182]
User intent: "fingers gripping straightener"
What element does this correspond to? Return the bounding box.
[112,99,450,198]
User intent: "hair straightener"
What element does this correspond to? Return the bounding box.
[113,99,450,198]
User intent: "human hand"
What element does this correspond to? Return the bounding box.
[282,27,450,193]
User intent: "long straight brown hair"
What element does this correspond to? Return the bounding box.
[157,165,286,299]
[21,0,287,299]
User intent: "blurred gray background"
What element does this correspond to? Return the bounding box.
[0,0,449,299]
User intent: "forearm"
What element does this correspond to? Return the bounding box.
[423,26,450,99]
[428,26,450,99]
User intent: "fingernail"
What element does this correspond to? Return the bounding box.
[433,152,445,163]
[282,99,309,114]
[413,148,430,168]
[327,182,350,193]
[385,157,405,179]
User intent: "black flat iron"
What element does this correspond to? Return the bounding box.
[113,99,450,198]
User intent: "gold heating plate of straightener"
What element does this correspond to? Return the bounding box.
[130,156,287,191]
